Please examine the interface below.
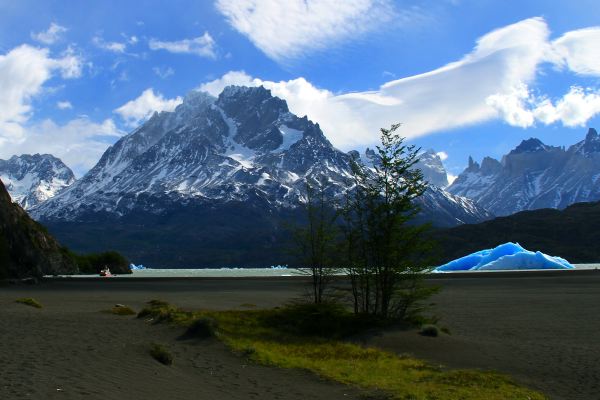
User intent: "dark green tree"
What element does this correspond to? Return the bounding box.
[341,124,437,319]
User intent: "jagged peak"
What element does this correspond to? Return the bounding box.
[467,156,480,172]
[509,138,550,154]
[585,127,598,141]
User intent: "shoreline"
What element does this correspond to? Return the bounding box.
[27,265,600,283]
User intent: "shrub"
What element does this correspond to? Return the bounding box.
[185,317,218,338]
[149,343,173,365]
[15,297,42,309]
[420,324,439,337]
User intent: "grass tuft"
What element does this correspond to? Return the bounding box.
[105,305,136,316]
[15,298,42,309]
[149,343,173,365]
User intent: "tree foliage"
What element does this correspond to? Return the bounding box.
[341,124,437,319]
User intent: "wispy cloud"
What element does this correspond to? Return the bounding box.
[153,66,175,79]
[216,0,398,63]
[56,100,72,110]
[199,18,600,149]
[92,36,127,53]
[148,32,216,59]
[31,23,67,45]
[114,88,182,127]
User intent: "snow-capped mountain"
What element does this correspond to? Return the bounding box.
[0,154,75,209]
[34,86,486,226]
[448,128,600,216]
[32,86,490,267]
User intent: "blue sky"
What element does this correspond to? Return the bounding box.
[0,0,599,179]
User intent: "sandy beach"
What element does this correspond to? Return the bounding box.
[1,272,599,400]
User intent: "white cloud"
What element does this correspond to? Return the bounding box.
[552,27,600,76]
[153,66,175,79]
[216,0,397,62]
[199,18,600,149]
[0,117,123,177]
[486,83,536,128]
[56,101,72,110]
[148,32,216,59]
[114,88,183,127]
[92,36,127,53]
[487,85,600,128]
[0,44,83,147]
[31,23,68,45]
[436,151,448,161]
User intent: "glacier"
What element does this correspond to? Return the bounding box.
[434,242,574,272]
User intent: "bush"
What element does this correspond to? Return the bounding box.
[420,324,439,337]
[15,297,42,309]
[185,317,218,338]
[149,343,173,365]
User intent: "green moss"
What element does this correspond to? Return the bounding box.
[16,297,43,309]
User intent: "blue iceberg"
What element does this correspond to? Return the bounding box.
[435,242,574,272]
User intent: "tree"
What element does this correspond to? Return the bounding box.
[341,124,437,319]
[293,177,340,304]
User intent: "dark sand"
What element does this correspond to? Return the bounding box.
[1,272,599,400]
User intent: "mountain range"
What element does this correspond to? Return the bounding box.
[24,86,488,267]
[448,128,600,216]
[5,86,598,267]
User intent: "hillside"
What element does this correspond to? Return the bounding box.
[0,179,77,279]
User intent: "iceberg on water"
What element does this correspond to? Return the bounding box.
[435,242,574,272]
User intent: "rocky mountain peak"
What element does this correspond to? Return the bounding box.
[509,138,549,154]
[576,127,600,156]
[466,156,480,172]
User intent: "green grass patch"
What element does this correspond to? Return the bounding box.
[149,343,173,365]
[15,297,42,309]
[105,305,136,316]
[139,301,545,400]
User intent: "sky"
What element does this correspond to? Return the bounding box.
[0,0,599,180]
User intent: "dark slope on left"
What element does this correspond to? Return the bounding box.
[0,179,76,279]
